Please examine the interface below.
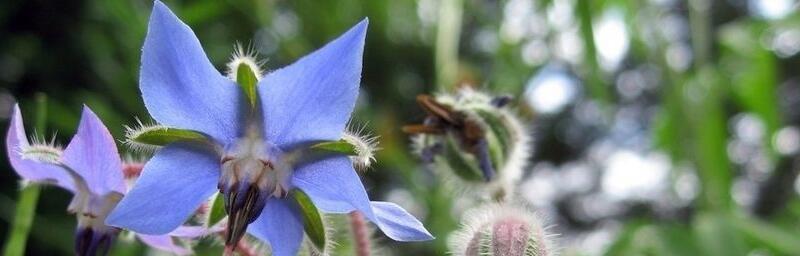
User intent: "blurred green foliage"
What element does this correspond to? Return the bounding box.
[1,0,800,255]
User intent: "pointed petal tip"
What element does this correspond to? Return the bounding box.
[334,18,368,47]
[357,17,369,28]
[9,103,21,129]
[79,104,97,119]
[11,102,20,115]
[351,18,369,39]
[152,0,169,12]
[7,103,24,155]
[150,0,182,26]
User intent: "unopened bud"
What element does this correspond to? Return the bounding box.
[405,88,531,197]
[449,204,555,256]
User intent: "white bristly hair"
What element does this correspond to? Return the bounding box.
[342,123,380,171]
[226,42,265,81]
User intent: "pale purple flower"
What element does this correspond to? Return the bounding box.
[105,1,432,255]
[5,105,208,255]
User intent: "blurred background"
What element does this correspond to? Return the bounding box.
[2,0,800,255]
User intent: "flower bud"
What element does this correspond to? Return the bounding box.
[404,88,531,197]
[449,204,555,256]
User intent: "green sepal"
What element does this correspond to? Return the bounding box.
[207,192,226,226]
[130,127,207,146]
[291,189,326,251]
[439,134,484,182]
[310,139,358,156]
[474,110,511,173]
[237,63,259,108]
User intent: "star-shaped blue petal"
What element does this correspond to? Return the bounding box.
[107,2,433,255]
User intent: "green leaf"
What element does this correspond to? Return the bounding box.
[693,212,746,256]
[291,189,326,251]
[310,140,358,156]
[237,63,259,108]
[207,192,226,227]
[732,214,800,254]
[130,127,208,146]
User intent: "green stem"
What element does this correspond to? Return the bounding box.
[3,94,47,256]
[686,0,733,211]
[576,0,612,106]
[435,0,463,91]
[687,0,711,67]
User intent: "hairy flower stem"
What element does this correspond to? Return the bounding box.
[349,211,371,256]
[2,94,46,256]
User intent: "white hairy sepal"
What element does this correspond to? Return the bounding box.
[226,43,264,81]
[19,144,63,164]
[18,134,63,164]
[123,119,168,153]
[342,124,380,170]
[448,203,558,256]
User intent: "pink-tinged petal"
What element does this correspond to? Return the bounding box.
[292,156,433,241]
[106,144,219,235]
[137,234,192,256]
[247,198,303,256]
[140,1,242,145]
[5,104,75,192]
[259,19,367,150]
[61,106,125,195]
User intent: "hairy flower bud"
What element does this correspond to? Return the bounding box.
[449,204,556,256]
[405,88,531,198]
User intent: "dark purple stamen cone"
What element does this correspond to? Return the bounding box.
[221,182,268,246]
[75,227,116,256]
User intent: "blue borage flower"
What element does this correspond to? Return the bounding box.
[5,105,209,255]
[106,1,432,255]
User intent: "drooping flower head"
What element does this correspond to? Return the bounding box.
[5,105,208,255]
[106,1,432,255]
